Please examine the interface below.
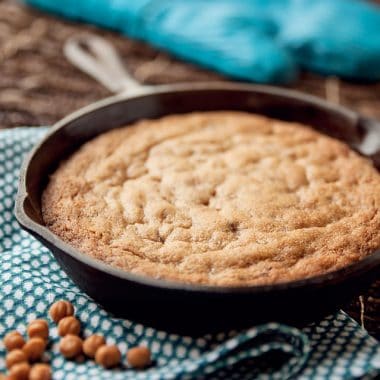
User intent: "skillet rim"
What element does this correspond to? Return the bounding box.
[15,81,380,294]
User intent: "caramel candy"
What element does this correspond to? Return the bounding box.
[29,364,52,380]
[126,346,151,369]
[59,334,83,359]
[22,338,46,362]
[49,300,74,324]
[57,316,80,337]
[8,362,31,380]
[3,331,25,351]
[5,349,27,369]
[27,320,49,340]
[83,335,106,358]
[95,345,121,368]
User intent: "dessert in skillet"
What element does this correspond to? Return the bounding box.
[42,112,380,286]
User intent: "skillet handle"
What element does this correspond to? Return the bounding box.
[64,35,151,95]
[357,116,380,169]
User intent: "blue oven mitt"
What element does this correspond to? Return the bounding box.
[24,0,380,84]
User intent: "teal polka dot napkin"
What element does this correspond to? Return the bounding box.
[1,127,380,379]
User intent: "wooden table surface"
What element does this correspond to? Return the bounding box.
[0,0,379,339]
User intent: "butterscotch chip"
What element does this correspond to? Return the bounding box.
[95,345,121,368]
[42,112,380,286]
[22,338,46,362]
[8,362,30,380]
[126,346,151,369]
[59,334,82,359]
[83,335,106,358]
[27,320,49,340]
[29,364,51,380]
[57,316,80,337]
[49,300,74,324]
[3,331,25,351]
[5,349,27,369]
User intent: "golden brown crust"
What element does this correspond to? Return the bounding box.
[42,112,380,286]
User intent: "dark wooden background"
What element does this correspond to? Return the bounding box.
[0,0,379,338]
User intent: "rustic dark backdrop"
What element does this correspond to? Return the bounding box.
[0,0,379,338]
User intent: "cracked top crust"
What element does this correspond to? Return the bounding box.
[42,111,380,286]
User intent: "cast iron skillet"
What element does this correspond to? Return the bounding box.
[15,35,380,335]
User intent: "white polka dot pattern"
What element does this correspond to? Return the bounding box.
[0,128,379,379]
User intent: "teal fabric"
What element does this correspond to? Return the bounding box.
[1,128,380,379]
[24,0,380,84]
